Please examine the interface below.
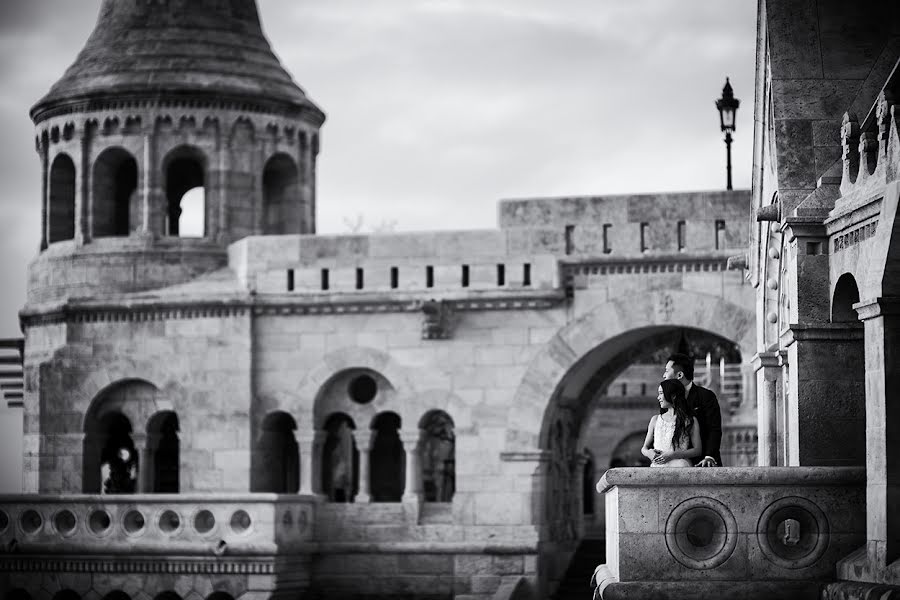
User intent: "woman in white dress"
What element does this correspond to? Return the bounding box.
[641,379,701,468]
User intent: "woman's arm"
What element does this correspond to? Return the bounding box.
[640,416,658,460]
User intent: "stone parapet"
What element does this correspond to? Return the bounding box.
[592,466,865,600]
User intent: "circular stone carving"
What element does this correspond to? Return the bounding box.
[88,509,112,535]
[193,509,216,535]
[348,374,377,404]
[158,510,181,534]
[123,510,145,535]
[756,496,829,569]
[230,509,252,535]
[53,510,77,535]
[19,509,43,535]
[0,509,9,534]
[665,497,738,570]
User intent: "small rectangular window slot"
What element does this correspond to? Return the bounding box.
[715,220,726,250]
[621,383,627,396]
[287,269,295,292]
[497,264,505,286]
[356,267,364,290]
[390,266,399,289]
[640,222,649,253]
[523,263,532,286]
[603,224,612,254]
[677,221,686,251]
[426,265,434,288]
[565,225,575,255]
[806,241,822,255]
[321,268,330,291]
[461,265,470,288]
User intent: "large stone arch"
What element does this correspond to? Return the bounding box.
[505,290,754,452]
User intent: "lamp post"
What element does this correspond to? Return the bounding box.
[716,78,740,191]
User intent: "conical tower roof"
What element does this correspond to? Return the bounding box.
[31,0,323,122]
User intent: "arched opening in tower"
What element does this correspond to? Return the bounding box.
[92,147,138,237]
[420,410,455,502]
[263,153,300,234]
[253,411,299,493]
[83,411,138,495]
[147,411,180,493]
[48,153,76,243]
[321,413,359,502]
[831,273,860,322]
[370,411,404,502]
[164,147,205,237]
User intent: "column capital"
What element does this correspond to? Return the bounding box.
[751,351,781,372]
[355,430,373,450]
[854,296,900,320]
[297,430,327,445]
[399,429,422,447]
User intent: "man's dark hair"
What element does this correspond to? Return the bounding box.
[667,352,694,381]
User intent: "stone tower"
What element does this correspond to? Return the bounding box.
[29,0,324,304]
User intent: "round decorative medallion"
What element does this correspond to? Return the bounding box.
[665,497,738,570]
[756,496,828,569]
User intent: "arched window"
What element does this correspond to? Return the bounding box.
[48,153,76,243]
[321,413,359,502]
[262,153,300,234]
[164,147,205,237]
[370,412,404,502]
[147,411,179,493]
[205,594,234,600]
[5,589,33,600]
[93,147,138,237]
[153,593,181,600]
[80,411,139,494]
[52,590,80,600]
[253,411,299,493]
[102,592,131,600]
[832,273,860,322]
[609,431,651,468]
[420,410,455,502]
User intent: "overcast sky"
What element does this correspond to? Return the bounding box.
[0,1,757,337]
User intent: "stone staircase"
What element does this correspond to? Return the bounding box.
[551,539,606,600]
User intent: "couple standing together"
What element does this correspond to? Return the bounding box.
[641,353,722,468]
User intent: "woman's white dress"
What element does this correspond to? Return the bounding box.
[650,415,693,468]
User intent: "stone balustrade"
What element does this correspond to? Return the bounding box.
[0,494,317,556]
[592,467,865,600]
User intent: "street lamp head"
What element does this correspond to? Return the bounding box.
[716,77,740,133]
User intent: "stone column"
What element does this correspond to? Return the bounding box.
[752,351,781,466]
[400,429,422,502]
[355,431,372,503]
[132,433,149,493]
[77,124,94,245]
[856,296,900,565]
[297,430,325,496]
[39,134,49,250]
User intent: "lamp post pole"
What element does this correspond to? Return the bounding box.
[725,130,733,191]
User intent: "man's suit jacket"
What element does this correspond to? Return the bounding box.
[686,383,722,466]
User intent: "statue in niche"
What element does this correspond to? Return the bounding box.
[101,446,138,494]
[327,420,355,502]
[422,411,455,502]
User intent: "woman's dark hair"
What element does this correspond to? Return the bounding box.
[659,379,693,449]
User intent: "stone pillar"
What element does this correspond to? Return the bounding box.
[39,134,49,250]
[856,296,900,565]
[132,433,149,493]
[141,133,152,234]
[752,351,781,466]
[77,124,94,245]
[298,430,325,495]
[356,431,372,503]
[400,429,422,502]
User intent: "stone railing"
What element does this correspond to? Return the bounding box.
[592,467,865,600]
[0,494,317,556]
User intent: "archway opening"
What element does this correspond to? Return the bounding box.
[81,411,138,494]
[262,153,300,234]
[147,411,179,493]
[52,592,80,600]
[609,431,651,468]
[321,413,359,503]
[48,153,76,243]
[420,410,455,502]
[370,412,404,502]
[832,273,860,322]
[93,147,138,237]
[253,411,299,493]
[164,147,205,237]
[102,592,131,600]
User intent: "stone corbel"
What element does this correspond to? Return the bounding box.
[420,299,454,340]
[841,112,861,190]
[876,90,895,157]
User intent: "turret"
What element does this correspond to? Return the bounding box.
[28,0,324,304]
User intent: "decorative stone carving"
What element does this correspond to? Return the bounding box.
[664,496,738,570]
[756,496,829,569]
[421,299,454,340]
[841,113,861,186]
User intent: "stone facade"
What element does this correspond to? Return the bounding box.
[0,2,766,600]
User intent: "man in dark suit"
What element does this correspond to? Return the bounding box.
[663,353,722,467]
